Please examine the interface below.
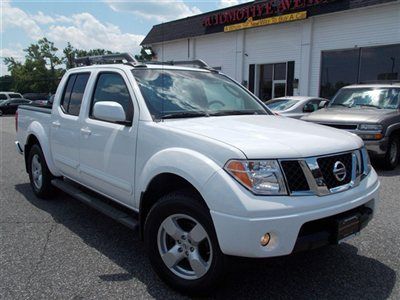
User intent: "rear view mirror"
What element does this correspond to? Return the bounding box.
[92,101,130,125]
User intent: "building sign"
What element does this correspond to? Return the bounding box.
[203,0,338,27]
[224,11,307,32]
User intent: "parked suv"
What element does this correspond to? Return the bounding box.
[302,84,400,169]
[15,54,380,294]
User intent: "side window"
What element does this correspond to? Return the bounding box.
[69,74,90,116]
[0,94,7,100]
[60,73,90,116]
[90,73,133,122]
[61,74,76,112]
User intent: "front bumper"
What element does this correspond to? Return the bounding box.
[364,137,389,157]
[204,168,380,258]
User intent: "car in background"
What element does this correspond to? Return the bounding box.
[265,96,329,119]
[0,99,31,115]
[302,84,400,169]
[0,92,23,102]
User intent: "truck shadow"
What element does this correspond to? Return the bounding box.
[15,183,396,299]
[375,164,400,178]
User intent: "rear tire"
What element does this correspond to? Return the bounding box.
[28,144,56,198]
[144,191,226,295]
[380,136,399,170]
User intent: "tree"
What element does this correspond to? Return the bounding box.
[135,46,155,62]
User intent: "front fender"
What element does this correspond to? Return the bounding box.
[26,121,61,177]
[136,147,223,208]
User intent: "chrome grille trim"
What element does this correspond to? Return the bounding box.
[279,148,368,197]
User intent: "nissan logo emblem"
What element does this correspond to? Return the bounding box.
[333,161,347,182]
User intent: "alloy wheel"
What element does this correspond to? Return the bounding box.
[157,213,213,280]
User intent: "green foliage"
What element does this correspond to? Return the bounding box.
[134,46,155,62]
[2,38,120,94]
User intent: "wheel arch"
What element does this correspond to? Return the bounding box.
[24,121,60,176]
[139,172,211,240]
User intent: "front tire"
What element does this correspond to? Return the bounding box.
[28,144,56,198]
[144,191,226,295]
[381,136,399,170]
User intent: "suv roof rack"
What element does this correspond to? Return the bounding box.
[74,53,144,67]
[145,59,218,72]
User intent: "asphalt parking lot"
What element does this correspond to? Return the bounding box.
[1,115,399,299]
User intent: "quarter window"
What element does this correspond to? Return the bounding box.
[60,73,90,116]
[90,73,133,122]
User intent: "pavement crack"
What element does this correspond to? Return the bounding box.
[25,223,57,287]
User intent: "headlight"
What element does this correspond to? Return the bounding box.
[224,160,287,195]
[359,124,383,131]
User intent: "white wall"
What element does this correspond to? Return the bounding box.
[309,2,400,96]
[150,2,400,97]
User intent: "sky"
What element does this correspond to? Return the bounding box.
[0,0,252,76]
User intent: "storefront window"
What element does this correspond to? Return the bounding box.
[259,64,273,101]
[320,49,359,99]
[320,44,400,99]
[274,63,286,80]
[359,44,400,82]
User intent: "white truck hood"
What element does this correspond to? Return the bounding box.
[163,115,363,159]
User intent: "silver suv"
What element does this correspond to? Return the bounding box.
[302,84,400,169]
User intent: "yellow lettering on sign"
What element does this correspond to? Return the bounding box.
[224,11,307,32]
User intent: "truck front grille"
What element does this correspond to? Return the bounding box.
[280,161,309,192]
[319,123,358,130]
[317,153,352,189]
[280,149,366,196]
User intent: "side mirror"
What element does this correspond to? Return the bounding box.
[303,103,315,113]
[92,101,130,125]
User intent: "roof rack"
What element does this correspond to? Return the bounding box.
[74,53,144,67]
[144,59,218,72]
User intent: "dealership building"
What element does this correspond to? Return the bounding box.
[141,0,400,101]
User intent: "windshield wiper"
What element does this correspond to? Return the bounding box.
[209,110,266,116]
[158,111,209,119]
[357,104,382,109]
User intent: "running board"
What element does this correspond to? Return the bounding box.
[51,178,139,232]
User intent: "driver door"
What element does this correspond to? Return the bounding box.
[79,70,138,206]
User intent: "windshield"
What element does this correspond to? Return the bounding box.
[266,99,298,111]
[132,69,268,119]
[329,88,400,109]
[9,93,22,98]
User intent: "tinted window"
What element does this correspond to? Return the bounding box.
[0,94,7,100]
[61,74,76,112]
[91,73,133,122]
[274,63,286,80]
[320,49,360,99]
[69,74,90,116]
[360,44,400,82]
[9,93,22,98]
[60,73,89,116]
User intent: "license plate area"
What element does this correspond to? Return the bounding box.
[336,214,361,243]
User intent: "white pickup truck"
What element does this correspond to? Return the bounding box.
[15,54,380,294]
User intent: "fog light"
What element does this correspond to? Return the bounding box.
[260,233,271,246]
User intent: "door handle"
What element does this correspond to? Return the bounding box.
[52,121,60,128]
[80,128,92,136]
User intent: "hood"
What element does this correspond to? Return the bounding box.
[302,107,396,123]
[162,115,362,159]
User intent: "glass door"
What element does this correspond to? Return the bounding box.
[272,81,286,98]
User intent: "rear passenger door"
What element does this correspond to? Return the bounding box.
[78,71,137,206]
[50,72,90,180]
